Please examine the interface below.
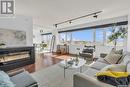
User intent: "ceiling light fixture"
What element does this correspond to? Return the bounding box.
[93,13,98,18]
[69,20,72,24]
[54,11,102,28]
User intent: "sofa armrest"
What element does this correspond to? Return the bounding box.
[7,68,25,77]
[74,73,102,87]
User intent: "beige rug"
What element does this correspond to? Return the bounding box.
[31,63,88,87]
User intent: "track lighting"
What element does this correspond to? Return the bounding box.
[40,30,43,33]
[54,11,102,27]
[93,14,98,18]
[69,20,72,24]
[55,24,57,28]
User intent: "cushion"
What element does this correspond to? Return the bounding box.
[84,67,99,77]
[127,63,130,72]
[121,55,130,65]
[117,54,126,64]
[101,64,126,72]
[104,52,122,64]
[97,58,109,64]
[10,71,37,87]
[0,71,15,87]
[90,61,109,70]
[110,48,123,54]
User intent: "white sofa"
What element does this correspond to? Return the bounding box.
[74,52,130,87]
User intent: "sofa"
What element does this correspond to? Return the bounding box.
[6,69,38,87]
[74,51,130,87]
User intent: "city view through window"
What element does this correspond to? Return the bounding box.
[41,24,128,50]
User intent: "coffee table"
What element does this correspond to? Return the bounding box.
[60,58,86,78]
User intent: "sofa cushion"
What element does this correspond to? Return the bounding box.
[97,58,109,64]
[104,52,122,64]
[121,55,130,65]
[123,51,130,56]
[83,67,99,77]
[127,62,130,72]
[10,71,37,87]
[90,61,109,70]
[110,48,123,54]
[0,71,15,87]
[100,64,126,72]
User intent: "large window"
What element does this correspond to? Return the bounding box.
[59,22,128,47]
[95,29,104,45]
[72,30,93,42]
[59,33,66,43]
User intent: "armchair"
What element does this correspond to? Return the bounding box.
[79,45,95,61]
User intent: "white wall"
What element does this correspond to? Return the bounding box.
[33,27,42,44]
[0,15,33,47]
[58,16,128,32]
[127,14,130,52]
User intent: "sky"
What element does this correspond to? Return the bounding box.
[58,26,126,42]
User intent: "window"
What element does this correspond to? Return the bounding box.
[72,30,93,42]
[59,33,66,43]
[95,29,104,45]
[106,25,127,47]
[41,34,52,44]
[58,22,128,47]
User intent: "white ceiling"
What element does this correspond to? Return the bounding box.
[16,0,130,29]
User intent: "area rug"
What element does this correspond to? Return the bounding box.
[31,63,88,87]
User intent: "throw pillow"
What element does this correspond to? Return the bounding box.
[0,71,15,87]
[101,64,126,72]
[110,48,123,55]
[104,52,122,64]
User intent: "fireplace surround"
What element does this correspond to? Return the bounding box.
[0,46,35,71]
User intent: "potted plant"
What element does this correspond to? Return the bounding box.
[40,43,47,50]
[108,25,127,49]
[0,43,6,48]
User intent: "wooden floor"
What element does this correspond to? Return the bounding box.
[21,53,71,73]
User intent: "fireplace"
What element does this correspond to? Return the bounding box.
[0,46,35,71]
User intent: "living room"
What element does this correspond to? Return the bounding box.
[0,0,130,87]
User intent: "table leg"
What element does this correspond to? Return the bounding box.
[64,67,65,78]
[80,66,82,73]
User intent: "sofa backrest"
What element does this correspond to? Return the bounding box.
[127,62,130,72]
[121,51,130,65]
